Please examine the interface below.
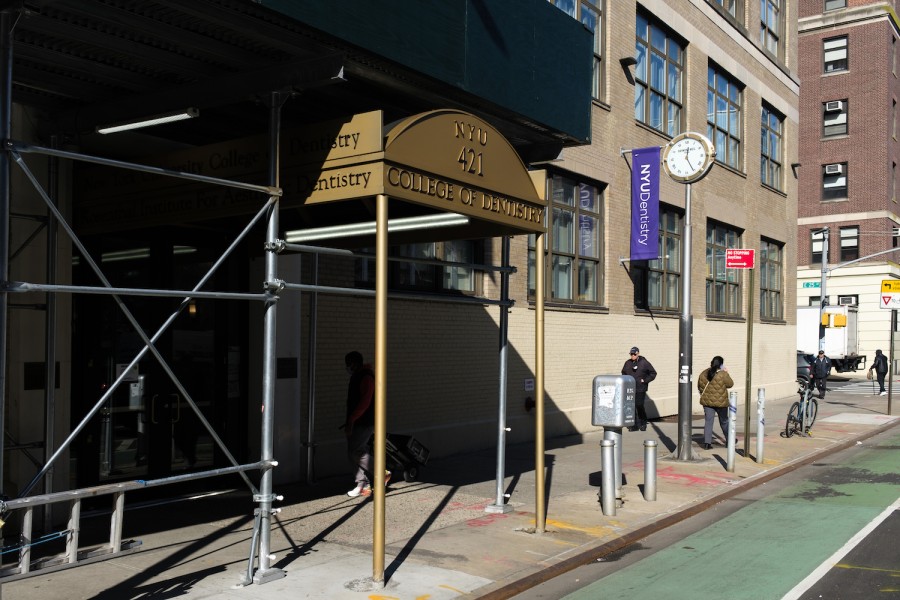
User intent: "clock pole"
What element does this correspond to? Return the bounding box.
[661,132,714,461]
[673,180,696,460]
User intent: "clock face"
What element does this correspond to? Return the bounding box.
[663,133,715,183]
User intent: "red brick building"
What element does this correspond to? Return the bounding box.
[797,1,900,363]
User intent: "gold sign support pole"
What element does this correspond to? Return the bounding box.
[535,232,546,532]
[373,193,388,584]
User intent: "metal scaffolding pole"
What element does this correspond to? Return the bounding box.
[253,90,287,585]
[43,135,59,527]
[487,236,512,514]
[0,9,13,498]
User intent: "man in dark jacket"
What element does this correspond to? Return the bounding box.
[621,346,657,431]
[869,349,889,396]
[344,351,376,497]
[813,350,832,399]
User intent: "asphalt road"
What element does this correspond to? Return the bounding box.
[512,424,900,600]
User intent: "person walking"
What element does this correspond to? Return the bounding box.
[869,349,889,396]
[697,355,734,450]
[621,346,656,431]
[812,350,832,400]
[343,351,390,497]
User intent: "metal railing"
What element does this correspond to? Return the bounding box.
[0,461,268,581]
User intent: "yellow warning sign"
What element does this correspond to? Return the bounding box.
[882,280,900,292]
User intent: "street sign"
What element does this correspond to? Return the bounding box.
[881,279,900,309]
[802,281,820,288]
[725,248,755,269]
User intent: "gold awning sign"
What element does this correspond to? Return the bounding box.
[76,109,546,235]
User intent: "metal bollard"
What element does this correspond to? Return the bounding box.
[726,391,737,472]
[600,439,616,516]
[756,388,765,463]
[603,428,624,500]
[643,440,657,501]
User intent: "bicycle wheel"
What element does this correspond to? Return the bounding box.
[785,402,802,438]
[806,398,818,430]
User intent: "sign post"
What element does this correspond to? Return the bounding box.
[881,280,899,415]
[726,249,756,458]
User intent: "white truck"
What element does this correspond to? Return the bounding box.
[796,305,866,372]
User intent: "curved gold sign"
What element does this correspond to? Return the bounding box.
[384,109,544,232]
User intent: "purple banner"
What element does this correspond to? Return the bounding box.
[630,146,660,260]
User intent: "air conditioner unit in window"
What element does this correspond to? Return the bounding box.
[825,100,844,112]
[825,164,843,175]
[838,296,856,305]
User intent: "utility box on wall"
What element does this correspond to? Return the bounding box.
[591,375,635,428]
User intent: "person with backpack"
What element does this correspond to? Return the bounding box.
[697,355,734,450]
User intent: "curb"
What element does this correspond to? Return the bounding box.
[472,418,899,600]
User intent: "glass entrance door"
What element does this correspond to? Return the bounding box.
[72,235,246,486]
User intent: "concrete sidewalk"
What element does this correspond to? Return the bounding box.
[4,379,898,600]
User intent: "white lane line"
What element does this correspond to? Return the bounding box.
[782,497,900,600]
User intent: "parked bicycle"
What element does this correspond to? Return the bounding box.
[785,378,818,437]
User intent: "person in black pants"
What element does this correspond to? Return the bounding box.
[869,349,889,396]
[621,346,657,431]
[812,350,832,399]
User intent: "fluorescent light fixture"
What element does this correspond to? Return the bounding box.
[96,108,199,134]
[284,213,470,243]
[101,247,150,263]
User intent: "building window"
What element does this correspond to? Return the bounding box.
[810,229,826,265]
[550,1,604,100]
[839,226,859,262]
[356,240,482,294]
[824,0,846,10]
[706,221,742,316]
[711,0,740,19]
[708,65,743,171]
[893,162,896,202]
[759,239,783,320]
[632,206,682,311]
[582,1,604,100]
[822,163,848,200]
[761,103,783,190]
[528,173,604,304]
[824,36,848,73]
[823,100,848,137]
[634,11,684,137]
[760,0,782,57]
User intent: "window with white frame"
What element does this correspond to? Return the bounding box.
[634,11,684,137]
[550,0,604,100]
[708,65,743,171]
[810,229,826,265]
[706,221,742,316]
[760,0,782,57]
[824,36,848,73]
[761,103,783,190]
[528,173,604,304]
[631,205,682,311]
[759,238,783,320]
[824,0,846,11]
[711,0,740,20]
[839,226,859,261]
[822,163,848,200]
[823,100,848,137]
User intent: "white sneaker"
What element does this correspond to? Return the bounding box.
[880,391,888,396]
[347,483,366,497]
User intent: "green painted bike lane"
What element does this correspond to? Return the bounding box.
[564,430,900,600]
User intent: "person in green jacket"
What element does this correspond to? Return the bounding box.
[697,355,734,450]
